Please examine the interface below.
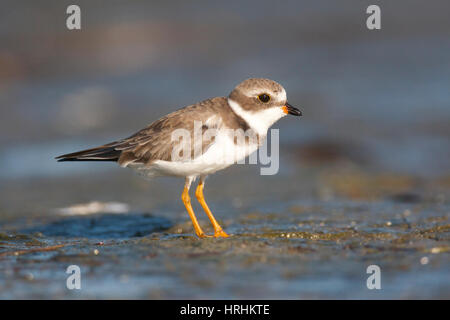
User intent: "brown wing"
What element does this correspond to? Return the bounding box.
[56,96,246,165]
[117,97,235,166]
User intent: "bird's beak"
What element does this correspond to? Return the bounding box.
[282,102,302,116]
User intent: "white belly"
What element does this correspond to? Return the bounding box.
[128,132,260,178]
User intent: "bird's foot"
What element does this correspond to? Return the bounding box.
[197,232,213,238]
[195,230,230,238]
[213,229,230,238]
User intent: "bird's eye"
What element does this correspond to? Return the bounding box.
[258,93,271,103]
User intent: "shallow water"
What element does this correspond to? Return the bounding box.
[0,204,449,299]
[0,164,449,299]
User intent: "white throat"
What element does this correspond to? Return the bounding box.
[228,98,286,135]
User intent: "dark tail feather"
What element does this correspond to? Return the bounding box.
[56,143,121,162]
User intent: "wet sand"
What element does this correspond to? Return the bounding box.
[0,164,449,299]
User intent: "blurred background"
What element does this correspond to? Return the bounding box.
[0,0,449,299]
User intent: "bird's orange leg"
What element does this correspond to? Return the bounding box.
[195,179,230,238]
[181,178,210,238]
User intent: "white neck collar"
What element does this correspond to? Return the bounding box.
[228,98,286,135]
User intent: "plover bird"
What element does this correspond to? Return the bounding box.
[56,78,302,238]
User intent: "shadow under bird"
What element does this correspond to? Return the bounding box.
[56,78,302,238]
